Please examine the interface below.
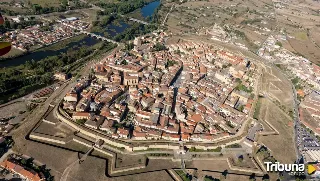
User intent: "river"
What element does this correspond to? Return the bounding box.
[0,36,99,68]
[141,0,161,18]
[0,0,161,68]
[93,0,160,38]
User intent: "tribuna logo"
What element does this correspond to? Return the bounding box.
[265,162,305,172]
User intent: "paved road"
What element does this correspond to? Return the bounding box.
[161,4,175,26]
[0,149,13,163]
[254,0,301,161]
[273,65,301,161]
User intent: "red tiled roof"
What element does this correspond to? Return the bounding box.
[73,112,90,117]
[181,133,190,140]
[0,160,42,181]
[118,128,129,135]
[133,131,146,137]
[190,114,202,123]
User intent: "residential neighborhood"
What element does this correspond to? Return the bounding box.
[3,17,89,52]
[258,35,320,90]
[2,0,320,180]
[61,31,259,142]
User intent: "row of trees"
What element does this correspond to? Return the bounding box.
[91,0,160,43]
[96,0,146,15]
[24,45,95,74]
[29,2,90,15]
[0,7,19,16]
[15,156,54,181]
[152,42,167,51]
[0,18,39,33]
[1,0,90,16]
[92,15,116,27]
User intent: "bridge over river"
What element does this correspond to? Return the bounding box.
[81,31,120,45]
[118,14,150,25]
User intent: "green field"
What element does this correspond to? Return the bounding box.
[29,0,61,6]
[294,31,308,41]
[176,170,191,181]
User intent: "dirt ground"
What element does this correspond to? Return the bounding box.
[163,0,320,62]
[229,154,257,169]
[260,66,294,110]
[189,159,230,172]
[300,108,319,131]
[287,37,320,65]
[34,121,75,138]
[0,101,27,118]
[0,48,24,59]
[190,160,264,181]
[274,0,320,65]
[163,0,275,52]
[309,27,320,48]
[115,153,145,169]
[67,157,177,181]
[254,65,296,164]
[200,171,264,181]
[257,98,296,164]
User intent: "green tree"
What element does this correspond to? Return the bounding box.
[275,41,282,47]
[21,159,27,165]
[249,173,256,181]
[4,20,10,29]
[61,0,68,6]
[152,42,167,51]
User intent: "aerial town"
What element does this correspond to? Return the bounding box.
[61,31,257,143]
[3,17,89,51]
[2,0,320,180]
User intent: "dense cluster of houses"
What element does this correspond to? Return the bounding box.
[300,91,320,135]
[203,24,250,50]
[61,31,258,142]
[3,18,89,51]
[0,159,44,181]
[258,35,320,90]
[58,17,89,31]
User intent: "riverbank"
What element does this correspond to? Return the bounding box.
[0,34,99,67]
[127,0,161,21]
[90,0,160,41]
[0,34,85,65]
[36,34,87,52]
[0,0,161,105]
[0,48,24,60]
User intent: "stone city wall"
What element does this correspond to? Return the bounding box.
[29,132,66,145]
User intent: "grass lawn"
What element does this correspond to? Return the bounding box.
[257,99,296,164]
[294,31,308,41]
[176,170,191,181]
[253,98,262,120]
